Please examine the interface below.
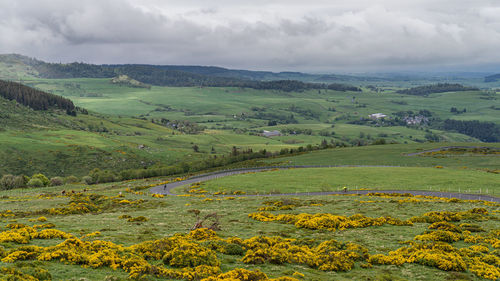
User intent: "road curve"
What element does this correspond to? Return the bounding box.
[149,166,500,203]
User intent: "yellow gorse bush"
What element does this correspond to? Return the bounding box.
[248,212,412,231]
[200,268,299,281]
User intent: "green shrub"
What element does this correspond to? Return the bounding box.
[64,175,79,184]
[0,174,27,190]
[27,178,44,188]
[0,174,9,189]
[127,216,148,222]
[82,176,93,185]
[50,177,64,186]
[31,174,49,186]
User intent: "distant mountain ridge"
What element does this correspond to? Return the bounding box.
[0,54,361,92]
[484,74,500,82]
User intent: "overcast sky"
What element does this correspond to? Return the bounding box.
[1,0,499,72]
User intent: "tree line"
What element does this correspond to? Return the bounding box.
[31,62,361,92]
[396,83,479,96]
[0,80,76,115]
[443,119,499,142]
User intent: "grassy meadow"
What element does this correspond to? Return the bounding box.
[192,167,500,196]
[265,142,500,168]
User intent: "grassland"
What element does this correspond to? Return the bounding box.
[195,167,500,196]
[0,177,498,280]
[1,69,499,178]
[265,143,500,168]
[25,78,500,125]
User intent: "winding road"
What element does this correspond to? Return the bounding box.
[149,165,500,203]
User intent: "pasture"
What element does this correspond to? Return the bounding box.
[181,167,500,196]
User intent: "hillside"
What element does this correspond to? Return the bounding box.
[0,84,339,178]
[0,55,499,181]
[485,73,500,82]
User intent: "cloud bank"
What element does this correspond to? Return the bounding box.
[1,0,499,72]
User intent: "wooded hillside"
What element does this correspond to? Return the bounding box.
[0,80,76,114]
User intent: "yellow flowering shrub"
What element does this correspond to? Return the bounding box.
[428,221,462,232]
[188,228,218,241]
[410,208,489,223]
[33,223,56,229]
[163,240,220,268]
[0,210,14,217]
[0,263,51,281]
[368,225,500,280]
[0,228,33,244]
[34,229,74,240]
[200,268,268,281]
[368,241,467,271]
[248,212,412,231]
[239,235,368,272]
[6,223,28,229]
[81,231,101,239]
[415,230,462,243]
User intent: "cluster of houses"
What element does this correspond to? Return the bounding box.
[401,115,429,125]
[368,112,429,125]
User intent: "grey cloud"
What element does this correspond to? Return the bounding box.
[0,0,499,72]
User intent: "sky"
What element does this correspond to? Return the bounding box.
[1,0,500,73]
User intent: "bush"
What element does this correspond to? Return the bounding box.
[50,177,64,186]
[31,174,49,186]
[372,138,386,145]
[82,176,93,185]
[27,178,44,188]
[0,174,27,190]
[64,175,79,184]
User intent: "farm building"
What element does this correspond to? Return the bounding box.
[369,113,387,119]
[262,130,282,137]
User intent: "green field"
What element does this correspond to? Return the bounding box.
[265,143,500,169]
[26,78,500,125]
[186,167,500,196]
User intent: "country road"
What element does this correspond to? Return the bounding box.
[149,165,500,203]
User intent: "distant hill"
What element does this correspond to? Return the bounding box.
[485,74,500,82]
[0,54,363,92]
